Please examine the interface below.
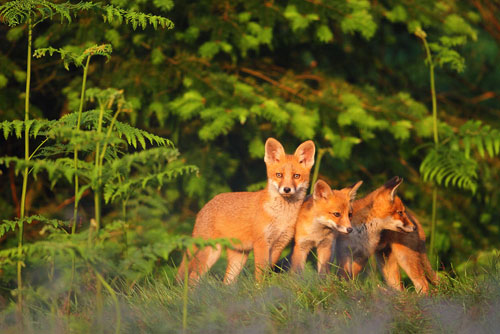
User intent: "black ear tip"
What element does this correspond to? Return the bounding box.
[384,176,403,189]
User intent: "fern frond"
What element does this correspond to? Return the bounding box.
[459,120,500,159]
[0,156,81,186]
[104,165,198,203]
[107,147,180,175]
[99,4,174,30]
[1,215,65,238]
[0,119,55,139]
[113,121,172,149]
[420,147,478,193]
[34,44,112,70]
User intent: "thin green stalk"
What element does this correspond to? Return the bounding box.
[94,103,105,233]
[28,137,48,160]
[309,148,327,194]
[73,55,92,234]
[17,17,33,312]
[95,270,121,334]
[417,30,440,263]
[429,188,438,262]
[98,107,122,167]
[182,254,189,333]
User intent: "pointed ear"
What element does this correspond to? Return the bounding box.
[264,138,285,164]
[294,140,315,169]
[347,180,363,202]
[384,176,403,201]
[313,180,332,200]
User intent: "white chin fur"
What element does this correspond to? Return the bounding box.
[316,218,348,233]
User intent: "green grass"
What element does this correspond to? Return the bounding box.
[1,258,500,334]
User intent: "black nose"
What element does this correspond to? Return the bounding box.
[347,227,353,233]
[283,187,291,193]
[412,225,417,231]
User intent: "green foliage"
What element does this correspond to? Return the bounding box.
[420,147,478,194]
[33,44,113,70]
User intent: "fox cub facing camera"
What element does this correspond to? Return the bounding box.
[177,138,315,284]
[291,180,362,275]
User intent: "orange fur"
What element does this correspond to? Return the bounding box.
[291,180,362,275]
[336,177,416,280]
[376,211,438,294]
[177,138,315,284]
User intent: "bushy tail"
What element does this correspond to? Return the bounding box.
[408,210,439,286]
[421,252,439,285]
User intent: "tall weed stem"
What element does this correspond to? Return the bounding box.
[73,55,91,233]
[17,17,33,311]
[417,30,439,263]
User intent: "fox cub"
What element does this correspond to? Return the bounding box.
[335,177,416,281]
[376,210,438,294]
[290,180,363,275]
[177,138,315,284]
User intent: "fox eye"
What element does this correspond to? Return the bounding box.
[349,212,353,218]
[276,172,283,178]
[397,211,403,216]
[294,174,300,179]
[331,212,341,218]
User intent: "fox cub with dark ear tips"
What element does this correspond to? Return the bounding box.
[290,180,363,275]
[177,138,315,284]
[336,176,417,281]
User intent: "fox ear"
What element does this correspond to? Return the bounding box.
[313,180,332,200]
[347,180,363,202]
[294,140,315,169]
[264,138,285,164]
[384,176,403,201]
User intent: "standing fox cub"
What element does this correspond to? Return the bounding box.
[336,176,437,293]
[291,180,363,275]
[177,138,315,284]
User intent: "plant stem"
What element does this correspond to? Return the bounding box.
[73,55,91,234]
[418,31,440,262]
[18,17,33,312]
[182,255,189,333]
[429,187,438,262]
[95,270,121,334]
[94,103,105,233]
[309,148,327,194]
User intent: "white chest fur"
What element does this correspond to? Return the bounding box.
[263,195,302,245]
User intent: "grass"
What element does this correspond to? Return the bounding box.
[1,256,500,334]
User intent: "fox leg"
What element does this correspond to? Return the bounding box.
[392,244,429,294]
[316,243,333,276]
[223,249,249,284]
[187,244,222,283]
[290,242,311,274]
[336,253,352,279]
[375,248,403,291]
[351,260,364,278]
[253,240,271,281]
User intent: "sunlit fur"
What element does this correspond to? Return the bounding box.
[177,138,315,285]
[291,180,362,275]
[336,177,418,283]
[376,211,439,294]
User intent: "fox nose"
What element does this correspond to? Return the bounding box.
[347,227,353,233]
[283,187,291,193]
[412,225,417,231]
